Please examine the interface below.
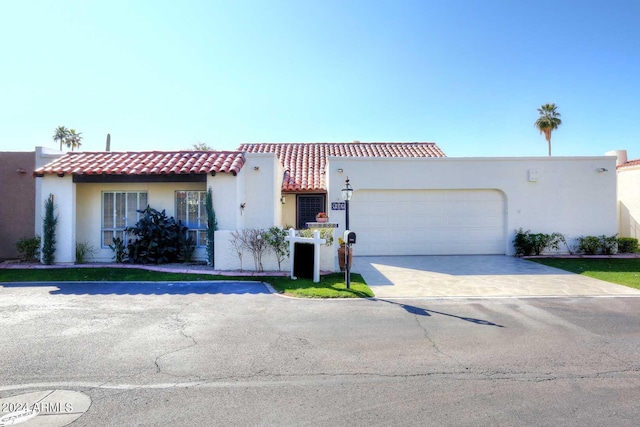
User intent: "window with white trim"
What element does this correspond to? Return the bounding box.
[175,190,207,247]
[102,191,148,247]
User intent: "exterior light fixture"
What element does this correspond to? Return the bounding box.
[341,178,353,229]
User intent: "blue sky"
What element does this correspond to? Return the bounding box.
[2,0,639,158]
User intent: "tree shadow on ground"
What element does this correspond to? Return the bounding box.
[374,298,505,327]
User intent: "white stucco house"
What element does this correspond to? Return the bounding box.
[609,150,640,239]
[33,142,618,270]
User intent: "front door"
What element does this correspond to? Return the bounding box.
[297,195,326,228]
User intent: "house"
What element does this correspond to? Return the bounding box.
[33,142,617,269]
[609,150,640,239]
[0,151,37,260]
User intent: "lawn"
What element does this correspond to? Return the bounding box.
[0,268,373,298]
[531,258,640,290]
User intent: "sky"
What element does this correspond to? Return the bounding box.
[2,0,639,158]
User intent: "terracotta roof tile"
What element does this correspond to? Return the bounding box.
[618,158,640,169]
[33,151,246,177]
[238,142,445,192]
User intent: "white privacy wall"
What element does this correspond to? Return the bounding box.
[326,156,618,255]
[617,165,640,239]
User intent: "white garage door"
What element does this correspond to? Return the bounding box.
[350,189,506,256]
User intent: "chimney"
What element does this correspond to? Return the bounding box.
[605,150,627,166]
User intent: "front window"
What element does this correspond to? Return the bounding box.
[176,191,207,247]
[102,191,148,247]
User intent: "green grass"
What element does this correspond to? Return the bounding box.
[531,258,640,290]
[0,268,373,298]
[267,273,373,298]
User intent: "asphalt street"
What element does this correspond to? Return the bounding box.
[1,280,639,426]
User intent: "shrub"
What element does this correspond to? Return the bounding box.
[513,228,534,256]
[42,194,57,265]
[109,237,127,263]
[577,235,601,255]
[230,229,269,271]
[617,237,639,254]
[599,234,618,255]
[205,187,217,267]
[263,226,290,271]
[126,206,188,264]
[513,229,561,256]
[16,236,41,262]
[75,241,97,264]
[299,228,334,246]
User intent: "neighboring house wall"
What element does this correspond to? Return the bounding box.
[618,165,640,239]
[326,156,617,256]
[0,151,35,260]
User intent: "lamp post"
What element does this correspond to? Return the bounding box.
[341,178,353,229]
[341,178,353,288]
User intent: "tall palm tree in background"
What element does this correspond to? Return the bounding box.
[53,126,70,151]
[534,103,562,156]
[67,129,83,151]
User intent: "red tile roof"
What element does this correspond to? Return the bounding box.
[238,142,445,192]
[33,151,246,177]
[618,158,640,169]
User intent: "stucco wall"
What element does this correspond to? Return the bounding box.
[0,152,36,260]
[75,181,207,263]
[327,156,618,255]
[618,166,640,239]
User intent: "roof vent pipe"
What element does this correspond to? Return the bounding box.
[106,133,111,151]
[605,150,627,166]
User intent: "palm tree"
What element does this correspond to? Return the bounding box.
[67,129,83,151]
[534,103,562,156]
[53,126,70,151]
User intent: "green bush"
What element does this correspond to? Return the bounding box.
[617,237,638,254]
[513,228,561,256]
[126,206,189,264]
[75,241,97,264]
[599,234,618,255]
[42,194,57,265]
[16,236,41,261]
[577,236,601,255]
[109,237,127,263]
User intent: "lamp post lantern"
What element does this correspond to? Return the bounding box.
[341,178,353,230]
[341,178,354,289]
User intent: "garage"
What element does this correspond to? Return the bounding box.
[350,189,506,256]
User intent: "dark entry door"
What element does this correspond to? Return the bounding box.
[297,195,325,228]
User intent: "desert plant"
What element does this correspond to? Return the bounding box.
[42,194,57,265]
[16,236,41,262]
[205,187,217,267]
[555,233,576,255]
[577,235,601,255]
[75,241,98,264]
[263,226,290,271]
[109,237,127,263]
[599,234,618,255]
[126,206,188,264]
[617,237,639,254]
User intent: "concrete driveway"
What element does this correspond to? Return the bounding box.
[353,255,640,298]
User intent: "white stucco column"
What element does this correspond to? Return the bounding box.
[40,174,76,264]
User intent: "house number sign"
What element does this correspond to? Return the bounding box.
[331,202,346,211]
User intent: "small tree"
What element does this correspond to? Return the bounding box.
[263,226,289,271]
[42,194,57,265]
[229,231,245,270]
[205,187,218,267]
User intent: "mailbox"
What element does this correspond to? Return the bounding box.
[343,230,356,245]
